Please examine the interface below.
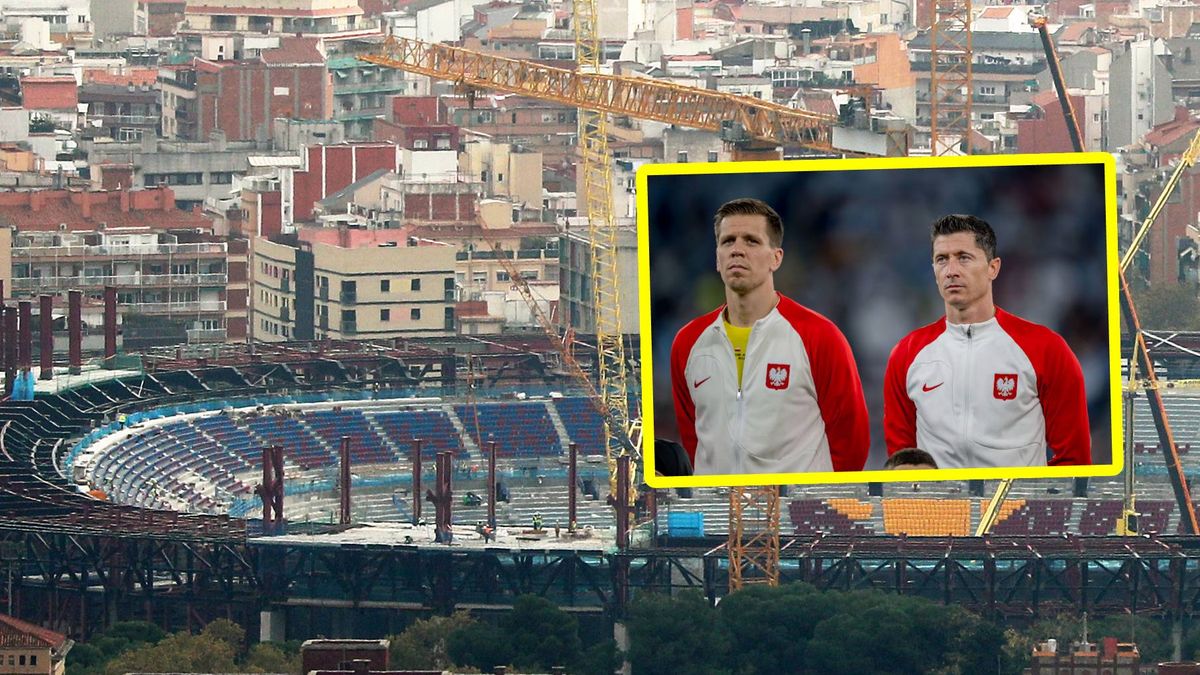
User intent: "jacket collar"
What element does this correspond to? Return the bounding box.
[945,308,1001,339]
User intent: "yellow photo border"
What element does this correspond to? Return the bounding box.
[637,152,1122,488]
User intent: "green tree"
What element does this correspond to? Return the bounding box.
[104,632,238,675]
[201,618,246,651]
[804,591,1003,675]
[624,591,730,675]
[716,582,836,674]
[446,621,513,673]
[245,643,300,674]
[501,595,582,671]
[1091,614,1171,663]
[575,640,620,675]
[1131,283,1200,330]
[68,643,106,674]
[388,612,477,670]
[101,622,165,646]
[1001,613,1083,674]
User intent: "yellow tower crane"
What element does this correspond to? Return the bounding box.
[570,0,633,511]
[929,0,974,155]
[360,36,893,589]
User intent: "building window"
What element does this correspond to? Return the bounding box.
[410,308,421,320]
[411,278,421,291]
[29,656,36,666]
[381,279,390,292]
[708,151,719,162]
[380,308,390,322]
[19,656,24,666]
[677,151,688,163]
[414,139,428,149]
[210,172,234,184]
[497,271,510,282]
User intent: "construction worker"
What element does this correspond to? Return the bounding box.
[532,513,543,531]
[117,412,127,428]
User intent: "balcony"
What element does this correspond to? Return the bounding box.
[90,114,160,127]
[339,291,357,304]
[131,300,227,314]
[333,82,405,96]
[13,242,226,259]
[281,277,291,293]
[11,273,228,292]
[319,286,329,301]
[910,61,1044,75]
[280,307,290,322]
[186,327,227,343]
[456,249,555,261]
[339,321,356,335]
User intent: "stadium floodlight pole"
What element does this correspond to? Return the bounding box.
[0,282,6,389]
[3,307,16,396]
[488,440,497,530]
[433,450,453,544]
[38,295,52,381]
[103,286,117,360]
[68,290,81,375]
[568,442,578,533]
[340,436,351,526]
[17,301,31,371]
[615,455,630,551]
[412,438,422,526]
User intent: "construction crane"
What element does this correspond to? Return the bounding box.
[1115,131,1200,535]
[1029,12,1084,153]
[360,37,902,159]
[571,0,633,513]
[977,34,1200,537]
[929,0,974,155]
[360,35,903,589]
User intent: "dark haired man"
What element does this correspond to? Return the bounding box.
[883,214,1091,468]
[670,198,869,475]
[884,447,939,470]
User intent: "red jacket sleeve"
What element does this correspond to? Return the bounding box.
[883,338,918,456]
[1038,332,1092,466]
[998,310,1092,466]
[809,323,870,471]
[670,320,706,467]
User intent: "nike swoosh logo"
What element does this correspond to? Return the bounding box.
[922,382,944,392]
[693,376,711,388]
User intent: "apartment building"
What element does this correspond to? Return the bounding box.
[252,233,457,342]
[0,186,241,345]
[178,0,376,44]
[909,31,1047,150]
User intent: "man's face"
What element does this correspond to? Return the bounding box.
[932,231,1000,312]
[716,214,783,295]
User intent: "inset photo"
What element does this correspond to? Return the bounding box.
[638,153,1121,488]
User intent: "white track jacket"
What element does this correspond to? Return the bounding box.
[670,293,870,475]
[883,308,1091,468]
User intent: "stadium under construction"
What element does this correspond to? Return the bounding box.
[0,323,1198,638]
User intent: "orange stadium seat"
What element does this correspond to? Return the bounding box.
[882,498,972,536]
[827,497,873,521]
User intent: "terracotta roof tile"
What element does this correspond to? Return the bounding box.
[0,614,66,650]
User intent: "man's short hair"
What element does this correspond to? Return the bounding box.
[713,198,784,248]
[931,214,997,260]
[884,448,939,470]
